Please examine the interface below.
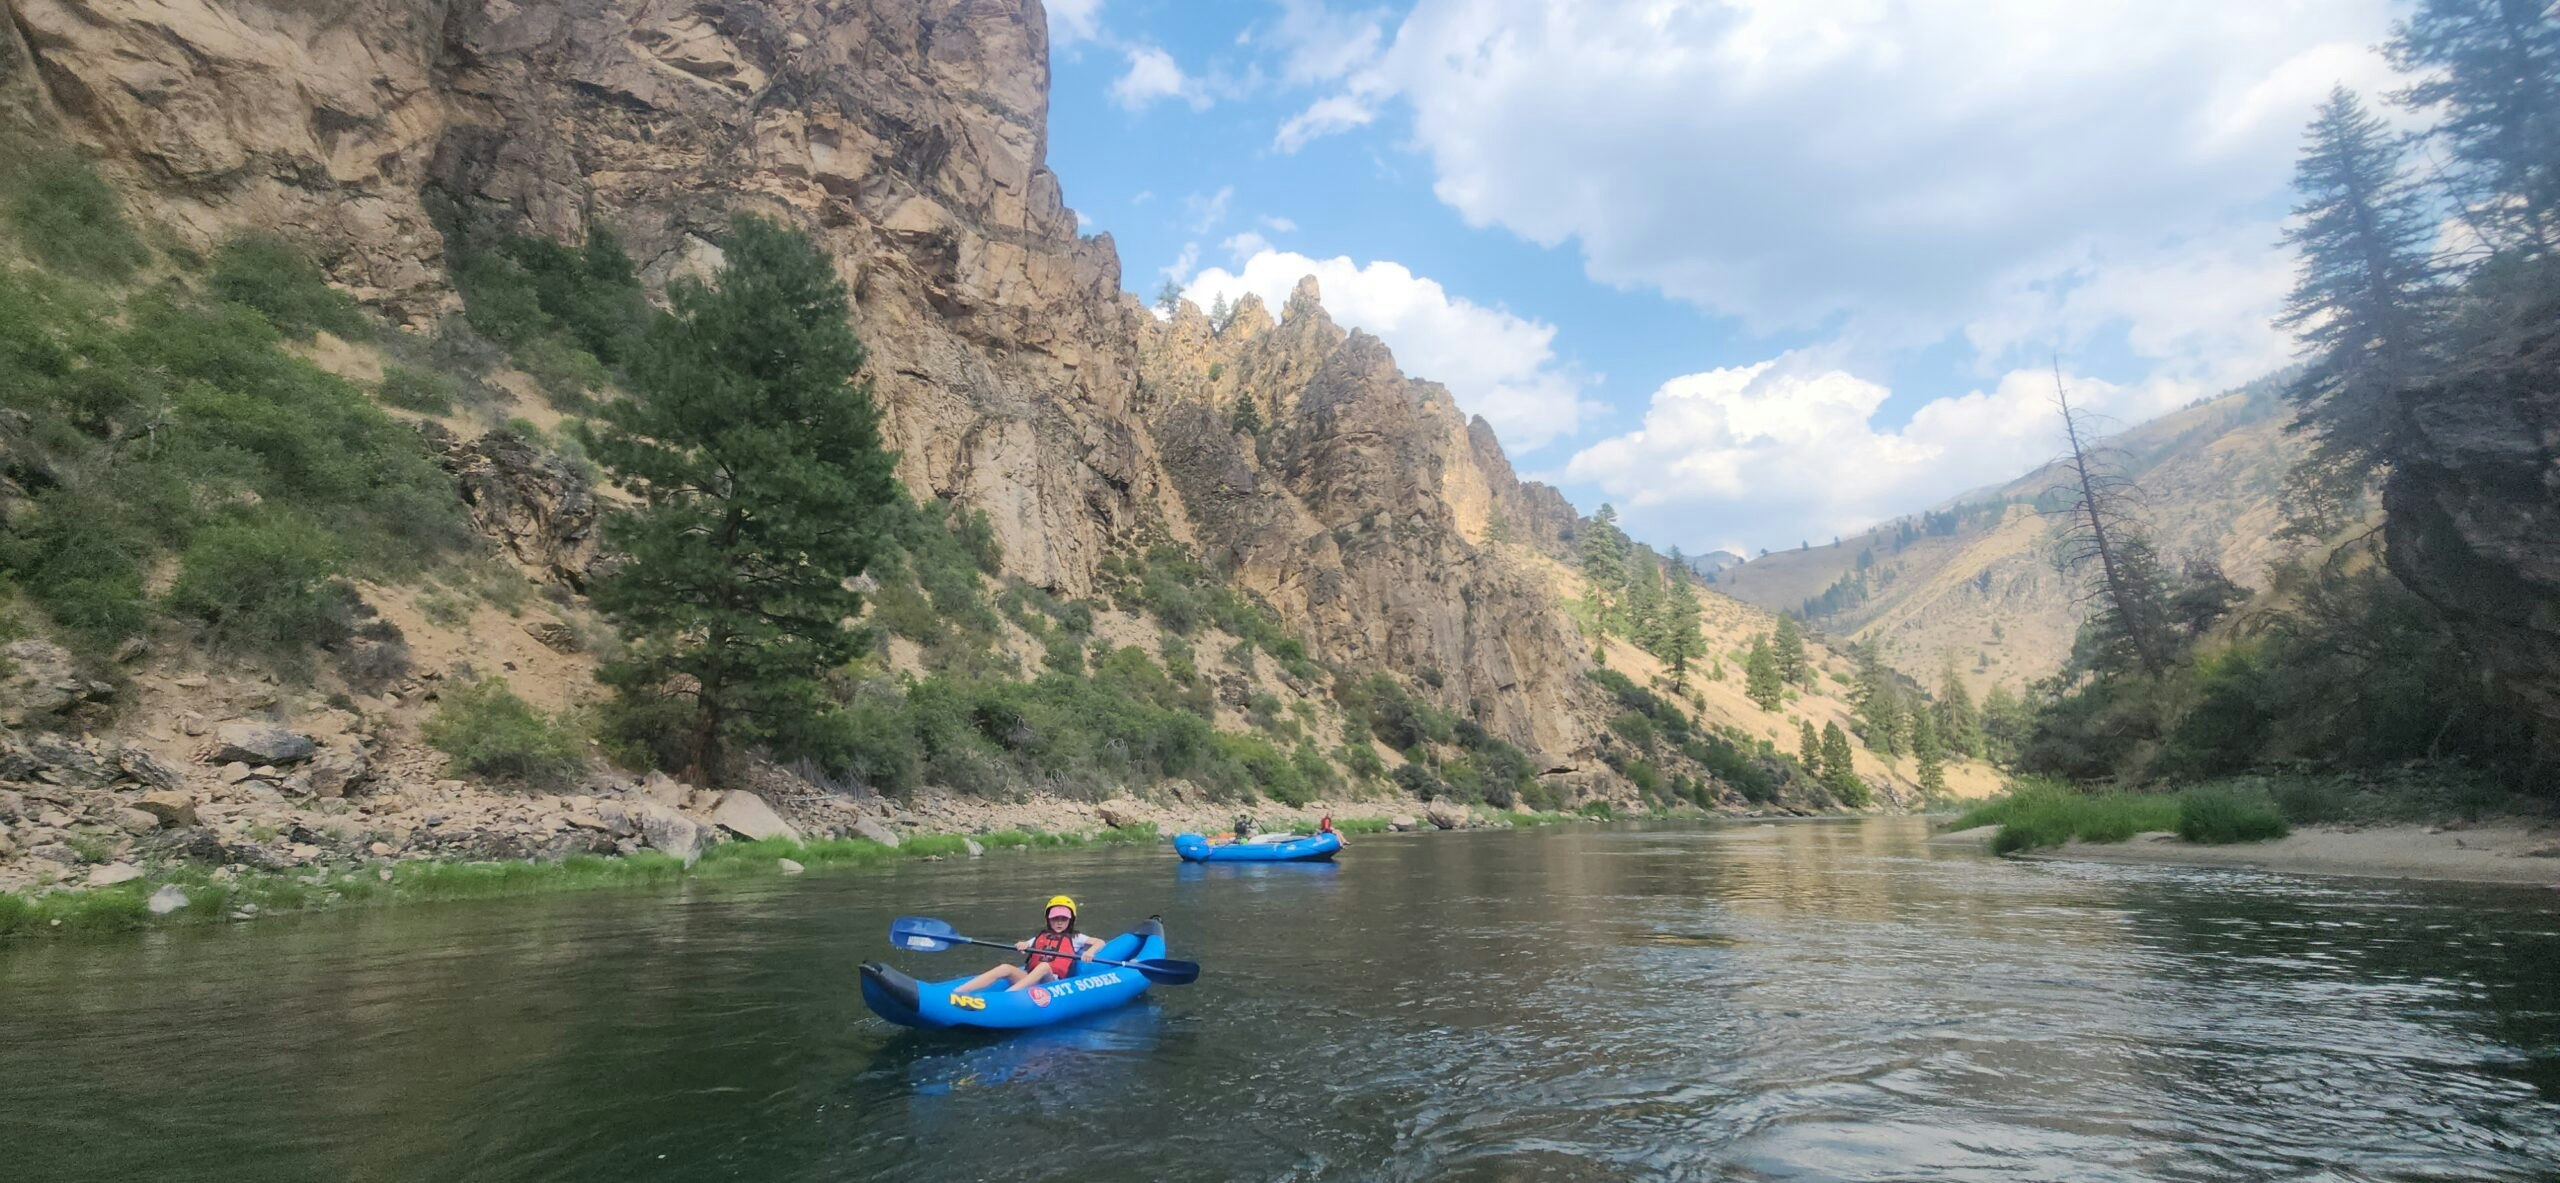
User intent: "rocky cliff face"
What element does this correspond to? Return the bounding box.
[2,0,1612,759]
[1138,280,1597,755]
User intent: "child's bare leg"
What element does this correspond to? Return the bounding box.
[955,964,1026,994]
[1006,964,1058,992]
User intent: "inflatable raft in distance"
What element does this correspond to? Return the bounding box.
[1171,830,1342,862]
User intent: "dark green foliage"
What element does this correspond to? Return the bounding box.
[1935,665,1980,759]
[164,511,353,656]
[209,236,370,339]
[424,677,586,790]
[1230,393,1263,434]
[1820,721,1868,806]
[1911,704,1946,797]
[2017,540,2531,786]
[1744,634,1783,710]
[2383,0,2560,253]
[1608,710,1656,750]
[1772,615,1810,684]
[437,206,650,404]
[0,262,465,654]
[1391,762,1442,800]
[2175,789,2290,844]
[1100,546,1324,682]
[1,151,149,281]
[2276,88,2445,529]
[378,365,461,413]
[1850,645,1904,755]
[585,216,900,779]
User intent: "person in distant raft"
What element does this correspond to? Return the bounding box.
[953,896,1102,994]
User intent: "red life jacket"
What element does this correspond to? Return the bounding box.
[1024,929,1080,976]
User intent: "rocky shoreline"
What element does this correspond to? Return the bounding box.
[0,699,1596,936]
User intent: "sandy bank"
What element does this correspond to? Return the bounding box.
[1982,822,2560,887]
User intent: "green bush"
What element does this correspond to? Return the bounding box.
[209,236,369,339]
[1959,778,2184,854]
[164,512,353,655]
[425,677,586,789]
[2,152,149,280]
[2175,789,2289,844]
[378,364,460,413]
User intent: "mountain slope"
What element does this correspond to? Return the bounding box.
[0,0,1998,887]
[1713,381,2302,693]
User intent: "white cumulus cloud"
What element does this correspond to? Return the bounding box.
[1563,357,2201,551]
[1111,46,1210,111]
[1371,0,2394,349]
[1185,249,1597,451]
[1048,0,1104,47]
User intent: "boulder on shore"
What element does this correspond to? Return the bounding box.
[135,788,199,829]
[1096,798,1145,830]
[635,805,707,865]
[852,817,900,848]
[709,790,802,843]
[1425,802,1467,830]
[212,723,315,766]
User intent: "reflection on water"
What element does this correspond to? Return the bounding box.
[1,819,2554,1181]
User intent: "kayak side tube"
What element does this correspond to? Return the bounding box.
[863,918,1166,1031]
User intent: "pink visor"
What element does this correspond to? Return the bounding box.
[1046,906,1074,921]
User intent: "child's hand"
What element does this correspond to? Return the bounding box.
[1014,939,1031,951]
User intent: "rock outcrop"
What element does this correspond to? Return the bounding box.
[6,0,1622,775]
[2385,269,2560,767]
[428,425,603,591]
[1139,279,1602,754]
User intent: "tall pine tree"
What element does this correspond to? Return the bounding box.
[1911,706,1946,797]
[2276,87,2445,533]
[588,215,900,782]
[1820,721,1868,806]
[1745,634,1784,710]
[1851,645,1905,755]
[2386,0,2560,254]
[1934,662,1980,759]
[1661,573,1705,691]
[1773,614,1810,684]
[1798,718,1822,771]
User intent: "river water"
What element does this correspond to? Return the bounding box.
[3,819,2556,1182]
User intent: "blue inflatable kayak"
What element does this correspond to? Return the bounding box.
[1172,830,1342,862]
[861,918,1165,1030]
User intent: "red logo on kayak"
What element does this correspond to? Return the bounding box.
[1029,986,1052,1007]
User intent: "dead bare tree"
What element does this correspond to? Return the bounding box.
[2042,363,2172,678]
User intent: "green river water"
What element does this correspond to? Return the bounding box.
[2,818,2555,1181]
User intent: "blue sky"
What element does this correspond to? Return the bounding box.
[1040,0,2407,556]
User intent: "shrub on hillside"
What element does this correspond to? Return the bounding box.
[425,677,586,790]
[210,235,369,339]
[164,512,354,656]
[2,152,149,280]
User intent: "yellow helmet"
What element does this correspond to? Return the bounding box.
[1045,895,1077,915]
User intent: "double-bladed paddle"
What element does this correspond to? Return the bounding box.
[888,915,1202,985]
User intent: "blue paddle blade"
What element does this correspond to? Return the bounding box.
[888,915,960,952]
[1132,958,1200,985]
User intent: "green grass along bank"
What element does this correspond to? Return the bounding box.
[0,811,1644,942]
[1937,770,2537,856]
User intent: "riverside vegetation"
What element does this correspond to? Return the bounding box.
[1940,7,2560,852]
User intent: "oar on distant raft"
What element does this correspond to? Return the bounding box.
[887,916,1202,985]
